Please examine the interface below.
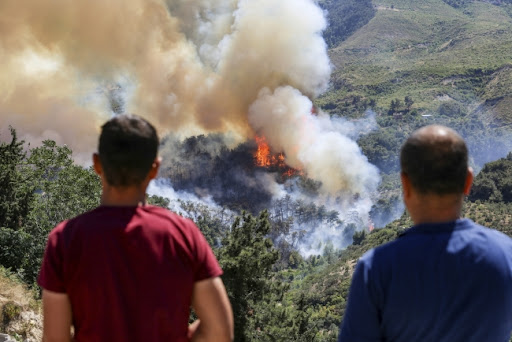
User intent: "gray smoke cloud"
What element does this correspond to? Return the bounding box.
[1,0,378,200]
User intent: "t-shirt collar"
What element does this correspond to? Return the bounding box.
[400,218,473,237]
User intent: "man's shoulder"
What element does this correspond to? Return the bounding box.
[132,206,204,241]
[473,221,512,239]
[458,219,512,249]
[49,205,198,237]
[48,207,103,235]
[140,205,198,229]
[467,221,512,259]
[358,237,402,267]
[358,219,512,268]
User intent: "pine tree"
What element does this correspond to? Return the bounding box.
[0,128,34,230]
[218,211,279,342]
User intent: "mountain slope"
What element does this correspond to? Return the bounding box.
[320,0,512,125]
[290,198,512,340]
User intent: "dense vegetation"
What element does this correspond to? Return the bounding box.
[469,153,512,202]
[2,128,511,341]
[0,129,101,285]
[318,0,512,127]
[0,129,333,340]
[318,0,376,48]
[442,0,512,8]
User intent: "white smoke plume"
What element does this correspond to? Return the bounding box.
[147,179,235,219]
[249,86,380,196]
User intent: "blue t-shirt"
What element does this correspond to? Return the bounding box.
[338,219,512,342]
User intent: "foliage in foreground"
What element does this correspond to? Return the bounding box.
[218,211,279,342]
[2,128,512,341]
[0,129,101,285]
[469,153,512,203]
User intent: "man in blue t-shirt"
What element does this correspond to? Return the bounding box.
[338,125,512,342]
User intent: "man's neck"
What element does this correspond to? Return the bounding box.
[100,183,148,207]
[408,193,464,225]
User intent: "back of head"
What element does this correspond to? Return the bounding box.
[400,125,468,195]
[98,114,159,187]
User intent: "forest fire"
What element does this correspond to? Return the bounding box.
[254,135,302,177]
[254,136,285,167]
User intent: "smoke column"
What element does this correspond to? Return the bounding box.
[0,0,378,196]
[249,87,379,195]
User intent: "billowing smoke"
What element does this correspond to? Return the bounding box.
[1,0,382,251]
[147,178,236,223]
[0,0,377,195]
[1,0,327,145]
[249,86,379,195]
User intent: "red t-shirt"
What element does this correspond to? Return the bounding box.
[38,205,223,342]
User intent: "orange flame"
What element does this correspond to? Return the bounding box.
[254,136,287,168]
[254,135,303,177]
[255,136,272,167]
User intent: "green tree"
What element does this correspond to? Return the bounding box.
[469,157,512,203]
[0,134,102,284]
[22,141,100,283]
[218,211,279,342]
[438,101,463,117]
[247,285,318,342]
[0,129,35,275]
[147,194,170,208]
[176,200,233,247]
[389,98,402,114]
[404,96,414,110]
[25,141,100,234]
[352,230,367,246]
[0,128,34,230]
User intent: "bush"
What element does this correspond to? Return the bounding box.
[2,301,21,327]
[469,157,512,203]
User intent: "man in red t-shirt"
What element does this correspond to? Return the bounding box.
[38,114,233,342]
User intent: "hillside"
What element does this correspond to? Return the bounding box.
[285,147,512,340]
[288,199,512,340]
[319,0,512,126]
[0,268,41,341]
[302,3,512,334]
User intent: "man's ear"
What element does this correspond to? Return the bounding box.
[400,172,412,199]
[147,157,161,181]
[92,153,102,176]
[463,167,474,196]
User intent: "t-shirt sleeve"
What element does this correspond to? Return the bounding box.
[37,224,67,293]
[338,250,382,342]
[189,221,223,282]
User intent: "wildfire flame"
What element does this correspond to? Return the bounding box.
[255,136,273,167]
[254,135,303,177]
[369,220,375,232]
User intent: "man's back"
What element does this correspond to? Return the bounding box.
[339,219,512,342]
[39,205,222,342]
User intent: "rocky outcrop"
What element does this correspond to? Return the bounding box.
[0,270,42,342]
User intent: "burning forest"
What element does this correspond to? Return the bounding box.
[0,0,386,254]
[150,121,382,256]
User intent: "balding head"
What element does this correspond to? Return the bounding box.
[400,125,468,195]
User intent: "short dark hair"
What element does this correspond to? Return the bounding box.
[400,125,468,195]
[98,114,159,187]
